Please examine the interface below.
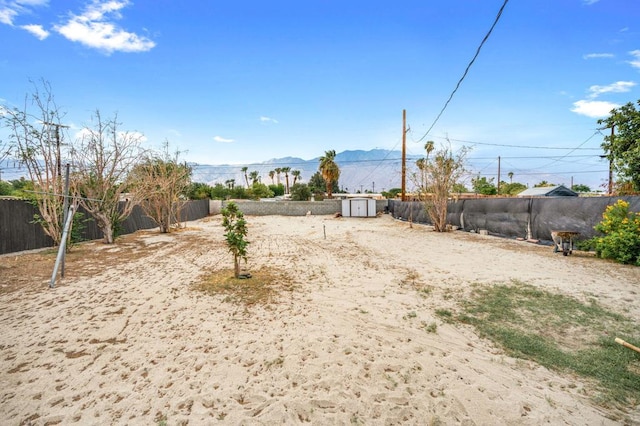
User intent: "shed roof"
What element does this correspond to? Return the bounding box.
[517,185,578,197]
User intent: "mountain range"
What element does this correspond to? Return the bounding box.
[191,149,423,193]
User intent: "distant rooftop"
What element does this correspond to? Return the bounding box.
[517,185,578,197]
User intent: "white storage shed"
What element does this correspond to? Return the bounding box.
[341,198,377,217]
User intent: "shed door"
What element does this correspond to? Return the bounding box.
[351,199,368,217]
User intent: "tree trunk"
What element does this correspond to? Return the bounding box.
[234,255,240,278]
[101,218,114,244]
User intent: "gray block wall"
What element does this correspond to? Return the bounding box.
[216,199,388,216]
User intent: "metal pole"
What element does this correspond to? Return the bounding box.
[609,126,614,195]
[50,205,75,288]
[497,156,501,195]
[56,126,62,178]
[61,163,70,277]
[401,109,407,201]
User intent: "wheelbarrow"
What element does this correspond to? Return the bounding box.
[551,231,580,256]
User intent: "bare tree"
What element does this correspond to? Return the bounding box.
[0,80,70,245]
[129,142,191,233]
[0,133,11,172]
[416,143,468,232]
[71,111,146,243]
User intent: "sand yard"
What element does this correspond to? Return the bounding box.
[1,213,639,425]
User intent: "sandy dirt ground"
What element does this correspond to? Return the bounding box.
[0,213,639,425]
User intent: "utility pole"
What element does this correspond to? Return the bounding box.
[401,109,406,201]
[43,122,70,179]
[497,156,501,195]
[61,164,71,277]
[372,182,375,193]
[608,125,614,195]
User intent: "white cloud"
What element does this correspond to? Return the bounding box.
[259,116,279,124]
[582,0,600,4]
[587,81,636,98]
[21,23,48,39]
[0,7,18,25]
[583,53,614,60]
[629,50,640,70]
[571,100,620,118]
[213,136,234,143]
[54,0,155,54]
[0,0,48,25]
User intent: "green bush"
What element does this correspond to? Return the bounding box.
[290,183,311,201]
[593,200,640,266]
[0,181,12,196]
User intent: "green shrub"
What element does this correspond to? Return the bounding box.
[593,200,640,266]
[290,183,311,201]
[0,181,12,196]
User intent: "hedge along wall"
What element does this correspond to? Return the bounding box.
[223,199,389,216]
[389,196,640,242]
[0,199,210,255]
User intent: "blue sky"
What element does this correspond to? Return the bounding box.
[1,0,639,190]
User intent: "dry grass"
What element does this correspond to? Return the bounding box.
[193,267,297,306]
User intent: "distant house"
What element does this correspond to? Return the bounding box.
[516,185,578,197]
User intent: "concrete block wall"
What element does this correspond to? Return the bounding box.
[209,200,223,215]
[213,199,389,216]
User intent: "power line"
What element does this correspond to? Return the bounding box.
[418,0,510,143]
[428,134,602,150]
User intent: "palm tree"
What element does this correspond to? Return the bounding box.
[416,158,427,191]
[249,170,259,185]
[425,141,435,161]
[508,171,514,184]
[281,167,291,194]
[241,166,249,188]
[275,167,282,185]
[291,169,301,185]
[319,150,340,198]
[419,141,435,193]
[269,170,275,185]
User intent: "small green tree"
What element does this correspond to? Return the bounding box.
[500,181,527,195]
[186,182,213,200]
[247,182,274,199]
[290,183,311,201]
[472,176,497,195]
[572,184,591,193]
[382,187,402,199]
[0,180,12,195]
[221,201,249,278]
[598,100,640,192]
[268,183,285,196]
[593,200,640,266]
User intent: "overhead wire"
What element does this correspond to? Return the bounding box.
[417,0,510,143]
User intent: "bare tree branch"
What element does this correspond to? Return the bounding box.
[0,79,70,244]
[129,142,191,233]
[71,110,147,243]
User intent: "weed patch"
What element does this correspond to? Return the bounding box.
[459,280,640,411]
